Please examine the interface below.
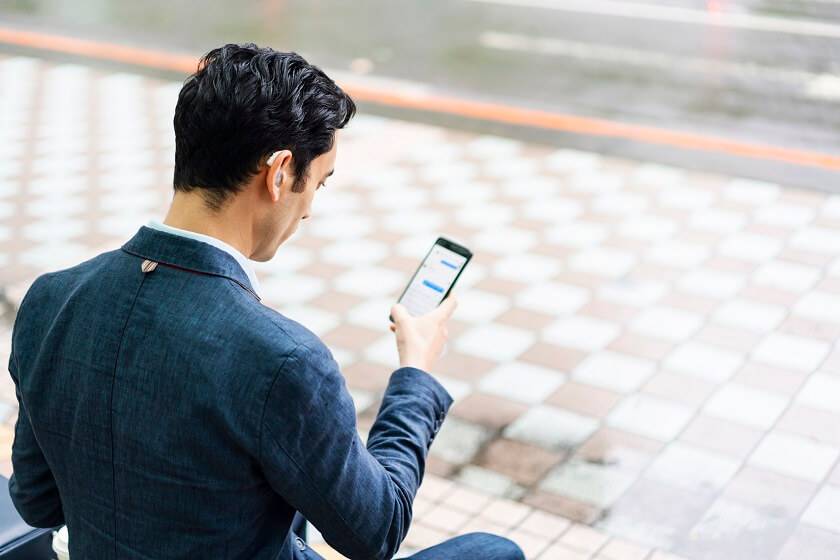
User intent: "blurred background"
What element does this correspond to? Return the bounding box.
[1,1,840,559]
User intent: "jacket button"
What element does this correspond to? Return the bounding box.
[295,536,306,551]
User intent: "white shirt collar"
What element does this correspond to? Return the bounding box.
[145,219,261,296]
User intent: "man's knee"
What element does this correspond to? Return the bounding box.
[465,532,525,560]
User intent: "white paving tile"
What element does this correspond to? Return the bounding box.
[522,197,583,222]
[478,362,565,404]
[569,248,637,279]
[645,442,740,493]
[678,269,744,299]
[718,233,782,262]
[466,135,523,157]
[632,163,685,189]
[790,227,840,255]
[255,246,313,273]
[345,298,395,330]
[260,273,327,305]
[20,242,99,271]
[453,289,511,323]
[382,209,444,235]
[801,485,840,534]
[321,239,389,266]
[752,333,830,372]
[755,204,815,228]
[430,417,493,465]
[364,334,401,367]
[607,394,694,441]
[484,157,538,179]
[472,227,538,255]
[618,216,678,241]
[455,465,525,499]
[306,214,374,239]
[646,241,710,269]
[348,389,375,414]
[432,374,472,402]
[663,342,743,383]
[516,282,590,315]
[500,176,560,199]
[749,432,839,482]
[492,253,561,283]
[793,291,840,325]
[796,373,840,414]
[504,405,599,450]
[541,460,636,508]
[568,170,624,193]
[703,383,788,430]
[371,187,429,210]
[712,299,787,332]
[689,208,747,233]
[592,192,648,215]
[599,279,667,307]
[658,187,715,209]
[455,202,515,228]
[22,219,87,242]
[545,149,601,172]
[455,323,535,362]
[753,260,821,293]
[546,222,610,248]
[724,178,780,204]
[334,266,405,297]
[629,306,704,342]
[281,305,341,337]
[572,351,655,393]
[543,316,621,351]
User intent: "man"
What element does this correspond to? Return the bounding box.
[8,44,524,559]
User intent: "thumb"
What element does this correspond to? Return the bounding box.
[391,303,411,324]
[433,295,458,320]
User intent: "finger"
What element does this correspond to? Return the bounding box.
[433,295,458,321]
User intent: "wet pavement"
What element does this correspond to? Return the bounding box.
[2,0,839,190]
[2,53,840,559]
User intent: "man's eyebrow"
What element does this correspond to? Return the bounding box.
[324,169,335,179]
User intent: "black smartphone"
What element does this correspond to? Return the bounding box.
[390,236,472,321]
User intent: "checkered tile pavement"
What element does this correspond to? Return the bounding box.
[2,54,840,559]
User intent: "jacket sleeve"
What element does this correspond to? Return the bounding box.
[7,348,65,528]
[258,341,452,560]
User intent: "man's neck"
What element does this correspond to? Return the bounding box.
[162,193,255,259]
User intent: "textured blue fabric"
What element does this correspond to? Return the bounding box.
[401,532,524,560]
[7,225,457,560]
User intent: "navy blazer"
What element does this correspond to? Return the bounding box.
[8,225,453,559]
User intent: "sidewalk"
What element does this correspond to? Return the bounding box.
[1,54,839,559]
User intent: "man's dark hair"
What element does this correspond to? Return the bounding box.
[172,43,356,211]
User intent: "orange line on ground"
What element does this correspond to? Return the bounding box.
[2,26,839,172]
[0,27,196,73]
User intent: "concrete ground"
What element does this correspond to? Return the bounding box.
[2,54,840,559]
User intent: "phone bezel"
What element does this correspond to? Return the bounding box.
[390,236,473,321]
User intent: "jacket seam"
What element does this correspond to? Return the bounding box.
[107,271,148,559]
[120,247,261,302]
[259,343,386,559]
[256,342,304,467]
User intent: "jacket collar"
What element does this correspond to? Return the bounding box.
[121,225,261,302]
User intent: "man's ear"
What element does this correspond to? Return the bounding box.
[266,149,293,202]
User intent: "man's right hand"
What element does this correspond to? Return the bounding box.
[389,297,458,372]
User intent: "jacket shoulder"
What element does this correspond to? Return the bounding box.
[14,249,121,320]
[243,300,330,360]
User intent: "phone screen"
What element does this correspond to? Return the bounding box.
[397,238,471,317]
